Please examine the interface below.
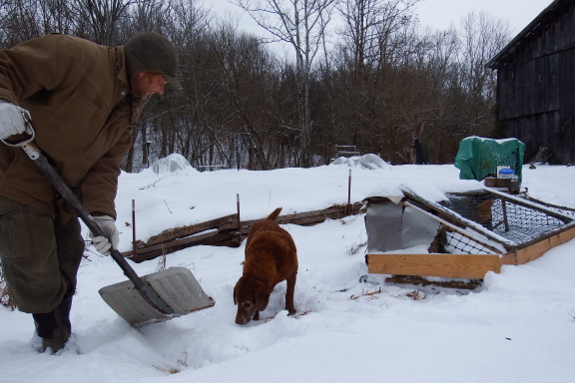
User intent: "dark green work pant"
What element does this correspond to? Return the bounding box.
[0,195,84,314]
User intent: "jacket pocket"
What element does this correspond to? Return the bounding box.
[51,91,108,145]
[0,195,22,216]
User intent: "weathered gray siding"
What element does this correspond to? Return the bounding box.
[491,0,575,164]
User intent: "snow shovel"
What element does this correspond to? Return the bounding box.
[2,125,215,327]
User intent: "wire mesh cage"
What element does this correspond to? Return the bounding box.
[522,196,575,219]
[428,225,498,255]
[430,189,575,255]
[365,187,575,280]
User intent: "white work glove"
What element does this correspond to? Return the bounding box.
[89,215,119,256]
[0,100,32,140]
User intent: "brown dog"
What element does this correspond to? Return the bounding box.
[233,207,298,325]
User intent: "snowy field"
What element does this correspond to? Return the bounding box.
[1,155,575,383]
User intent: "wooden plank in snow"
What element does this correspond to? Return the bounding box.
[145,214,238,246]
[500,225,575,266]
[123,203,362,262]
[366,253,501,279]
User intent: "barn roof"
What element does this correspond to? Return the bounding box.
[486,0,565,69]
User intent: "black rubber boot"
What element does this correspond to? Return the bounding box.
[33,297,72,353]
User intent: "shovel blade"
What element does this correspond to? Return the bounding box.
[98,266,215,327]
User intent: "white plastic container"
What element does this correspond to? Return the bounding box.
[497,166,514,179]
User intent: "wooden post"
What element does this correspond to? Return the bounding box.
[501,199,510,232]
[132,199,137,260]
[347,169,352,215]
[236,194,241,232]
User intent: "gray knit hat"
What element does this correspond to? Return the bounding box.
[124,32,183,90]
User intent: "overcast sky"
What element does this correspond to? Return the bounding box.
[415,0,553,34]
[208,0,554,58]
[210,0,553,34]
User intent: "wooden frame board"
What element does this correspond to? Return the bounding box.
[123,203,363,262]
[366,253,501,279]
[500,225,575,266]
[367,226,575,279]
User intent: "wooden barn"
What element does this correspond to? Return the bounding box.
[486,0,575,165]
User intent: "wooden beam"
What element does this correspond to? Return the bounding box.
[500,226,575,266]
[385,275,482,290]
[559,226,575,244]
[525,196,575,213]
[144,214,237,246]
[367,253,501,279]
[127,230,240,262]
[499,252,516,265]
[124,203,363,262]
[510,226,575,265]
[219,203,362,231]
[514,240,551,265]
[143,203,362,247]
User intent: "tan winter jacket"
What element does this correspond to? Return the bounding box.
[0,34,144,222]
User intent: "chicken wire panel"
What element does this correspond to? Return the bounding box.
[442,192,494,228]
[443,190,573,247]
[522,197,575,219]
[429,224,499,255]
[489,199,565,243]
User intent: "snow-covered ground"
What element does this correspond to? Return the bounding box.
[1,156,575,383]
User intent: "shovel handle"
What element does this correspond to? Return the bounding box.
[2,126,174,315]
[1,126,36,152]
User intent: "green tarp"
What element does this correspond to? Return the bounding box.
[454,136,525,182]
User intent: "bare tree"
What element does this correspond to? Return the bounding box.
[209,22,286,170]
[127,0,173,35]
[457,11,511,137]
[72,0,132,45]
[1,0,42,46]
[234,0,337,166]
[417,27,463,162]
[0,0,20,35]
[38,0,75,35]
[321,0,421,163]
[338,0,420,71]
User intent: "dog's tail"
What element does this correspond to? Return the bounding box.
[267,207,282,221]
